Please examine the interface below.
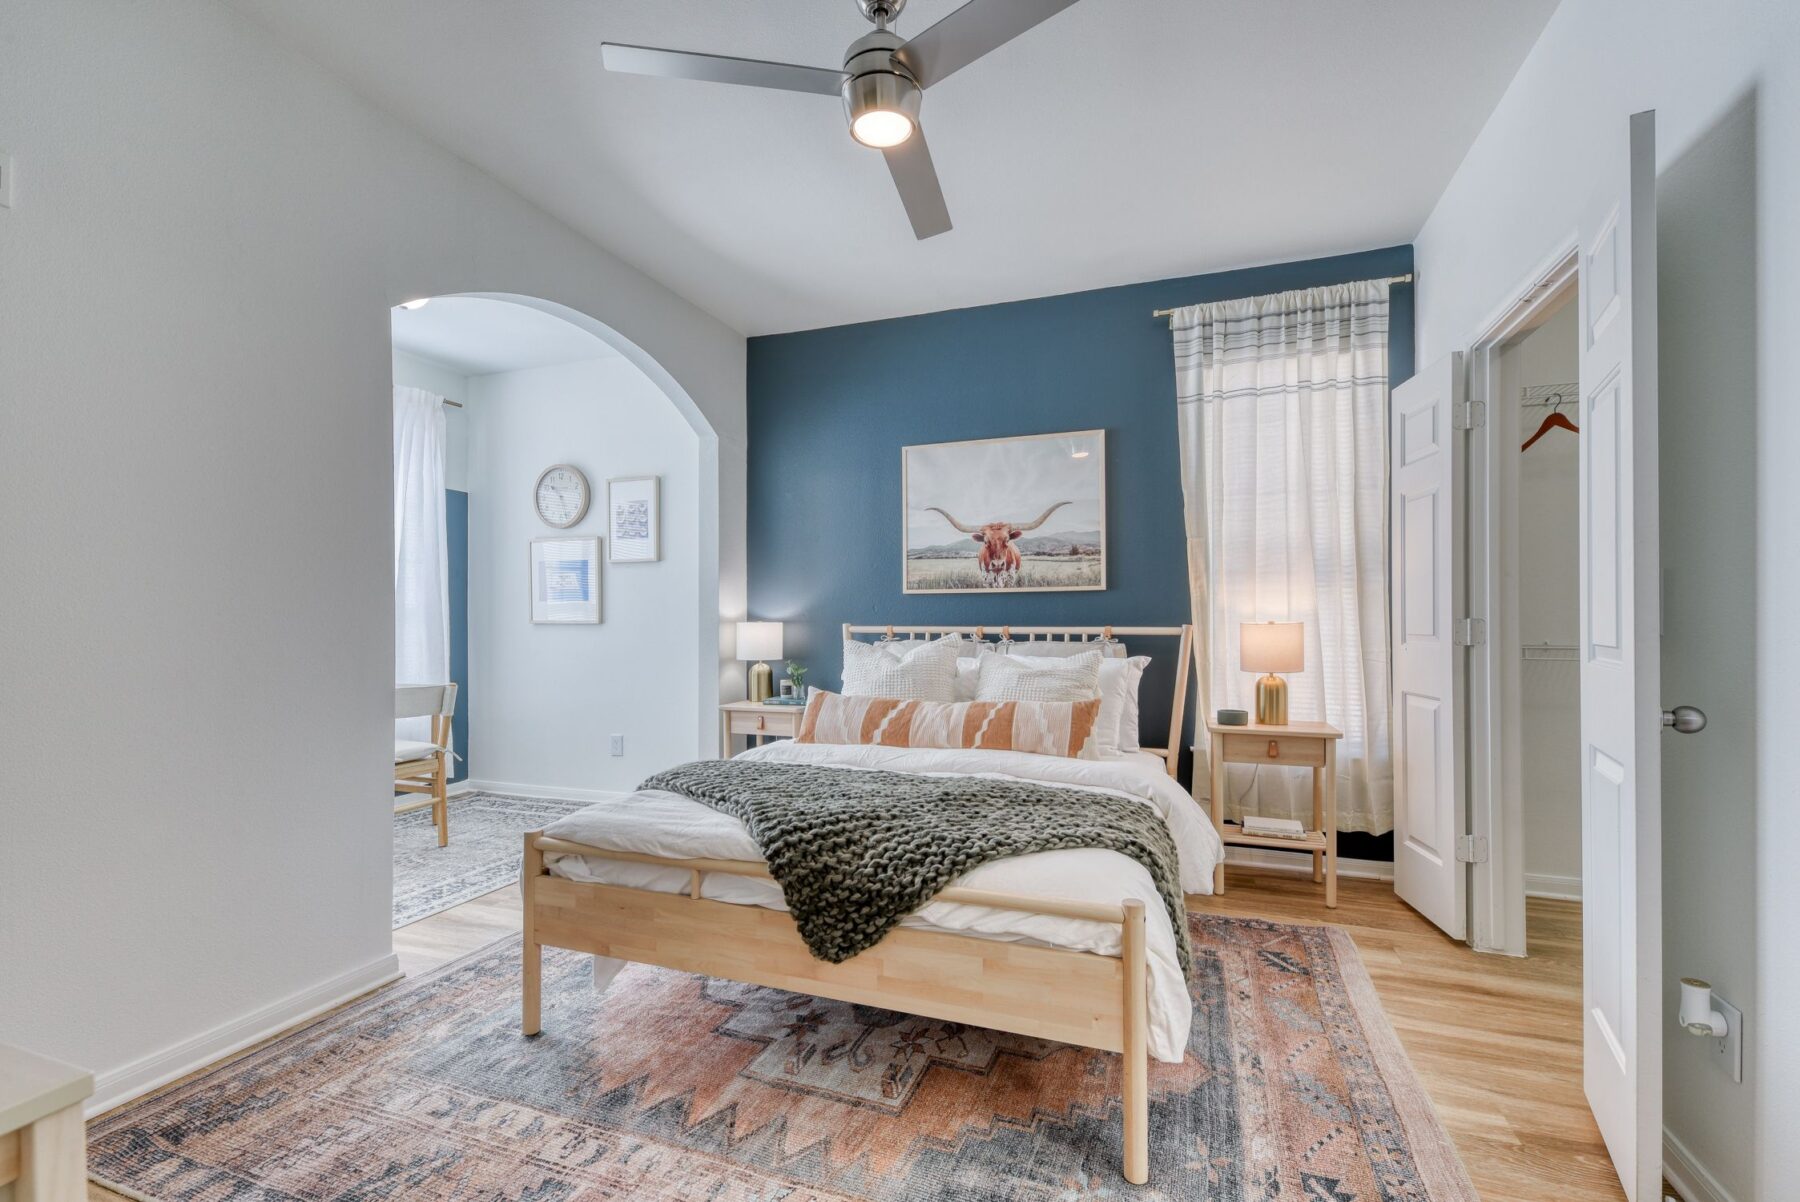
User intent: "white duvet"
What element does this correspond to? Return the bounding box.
[540,741,1221,1062]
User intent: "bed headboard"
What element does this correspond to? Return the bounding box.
[841,623,1194,779]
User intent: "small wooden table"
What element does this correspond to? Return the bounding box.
[1205,719,1343,907]
[719,700,804,758]
[0,1044,92,1202]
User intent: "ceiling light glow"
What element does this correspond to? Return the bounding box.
[397,297,432,311]
[851,109,914,148]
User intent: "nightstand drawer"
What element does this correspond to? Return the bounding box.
[1220,732,1326,767]
[727,709,799,737]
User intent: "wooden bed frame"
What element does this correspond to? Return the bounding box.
[521,623,1193,1186]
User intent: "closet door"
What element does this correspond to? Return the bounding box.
[1389,351,1467,939]
[1578,110,1662,1202]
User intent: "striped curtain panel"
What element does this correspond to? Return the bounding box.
[1171,281,1394,834]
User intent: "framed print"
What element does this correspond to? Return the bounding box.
[530,536,601,623]
[607,475,661,563]
[902,429,1105,593]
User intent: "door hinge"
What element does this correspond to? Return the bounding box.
[1454,618,1487,647]
[1456,835,1489,864]
[1454,400,1487,430]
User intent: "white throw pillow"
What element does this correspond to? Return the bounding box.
[980,651,1149,758]
[841,634,962,701]
[976,649,1103,703]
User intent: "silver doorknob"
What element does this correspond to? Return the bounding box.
[1662,706,1707,733]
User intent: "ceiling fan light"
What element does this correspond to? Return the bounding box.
[851,108,914,148]
[843,61,921,150]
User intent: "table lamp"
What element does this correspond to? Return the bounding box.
[736,621,783,703]
[1240,621,1303,726]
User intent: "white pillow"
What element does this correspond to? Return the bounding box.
[976,649,1103,703]
[980,651,1149,758]
[841,635,962,701]
[1112,655,1151,752]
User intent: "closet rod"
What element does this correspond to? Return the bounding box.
[1152,273,1414,320]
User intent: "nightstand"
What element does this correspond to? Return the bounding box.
[719,700,803,758]
[1203,719,1343,907]
[0,1043,92,1202]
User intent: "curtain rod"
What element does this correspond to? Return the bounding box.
[442,398,464,408]
[1152,273,1413,320]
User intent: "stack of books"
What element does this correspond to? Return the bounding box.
[1240,815,1311,841]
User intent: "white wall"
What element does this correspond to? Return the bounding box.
[1505,305,1582,896]
[466,357,701,795]
[1413,2,1799,1197]
[391,349,472,493]
[0,0,744,1106]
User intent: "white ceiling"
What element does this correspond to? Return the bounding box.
[242,0,1557,336]
[391,296,616,376]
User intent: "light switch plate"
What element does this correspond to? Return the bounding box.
[1714,995,1743,1083]
[609,734,624,757]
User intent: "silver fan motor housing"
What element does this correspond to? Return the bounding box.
[842,29,922,139]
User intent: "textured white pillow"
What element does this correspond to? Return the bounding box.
[975,649,1103,703]
[841,635,962,701]
[983,652,1149,758]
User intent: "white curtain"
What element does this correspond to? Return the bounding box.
[1173,281,1393,834]
[394,386,449,745]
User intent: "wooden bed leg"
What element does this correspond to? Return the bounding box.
[522,831,543,1037]
[1120,898,1149,1185]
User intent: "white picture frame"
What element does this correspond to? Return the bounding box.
[607,475,661,563]
[902,428,1106,593]
[530,536,601,624]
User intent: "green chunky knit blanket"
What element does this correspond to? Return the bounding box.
[639,759,1191,973]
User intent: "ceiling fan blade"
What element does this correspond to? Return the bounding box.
[601,43,845,96]
[894,0,1082,89]
[882,129,952,240]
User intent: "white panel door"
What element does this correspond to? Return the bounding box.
[1390,352,1466,939]
[1579,112,1662,1201]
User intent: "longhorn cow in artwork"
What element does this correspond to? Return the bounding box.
[925,502,1072,588]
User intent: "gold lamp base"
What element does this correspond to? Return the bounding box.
[748,661,774,703]
[1255,673,1289,726]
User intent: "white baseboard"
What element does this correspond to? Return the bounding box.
[1524,872,1583,900]
[1664,1128,1741,1202]
[1222,845,1395,882]
[464,778,625,804]
[87,953,402,1117]
[447,780,476,799]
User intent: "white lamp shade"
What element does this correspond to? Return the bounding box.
[1240,621,1303,673]
[735,621,783,662]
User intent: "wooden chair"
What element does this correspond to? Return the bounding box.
[395,683,458,847]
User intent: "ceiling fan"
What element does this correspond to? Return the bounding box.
[601,0,1083,240]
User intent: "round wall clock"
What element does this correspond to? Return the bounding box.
[534,464,590,528]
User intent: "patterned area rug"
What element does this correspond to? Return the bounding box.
[393,792,588,927]
[90,915,1476,1201]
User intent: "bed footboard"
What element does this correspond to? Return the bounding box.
[519,831,1151,1184]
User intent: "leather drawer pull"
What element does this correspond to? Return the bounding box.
[1268,740,1280,758]
[757,716,767,730]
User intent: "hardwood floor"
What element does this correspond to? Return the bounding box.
[92,867,1623,1202]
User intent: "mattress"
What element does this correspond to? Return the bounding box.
[540,740,1222,1062]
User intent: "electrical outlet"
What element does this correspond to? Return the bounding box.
[1714,994,1743,1083]
[609,734,624,757]
[0,152,13,208]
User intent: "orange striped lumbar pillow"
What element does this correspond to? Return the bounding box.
[794,690,1102,759]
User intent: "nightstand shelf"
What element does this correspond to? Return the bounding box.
[1203,719,1343,907]
[719,700,803,758]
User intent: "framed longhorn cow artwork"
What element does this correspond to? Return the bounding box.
[902,429,1106,593]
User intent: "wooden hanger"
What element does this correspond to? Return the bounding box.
[1521,409,1579,451]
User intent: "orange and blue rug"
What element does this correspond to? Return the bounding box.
[90,914,1476,1200]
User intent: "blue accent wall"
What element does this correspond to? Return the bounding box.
[447,488,469,783]
[746,246,1414,853]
